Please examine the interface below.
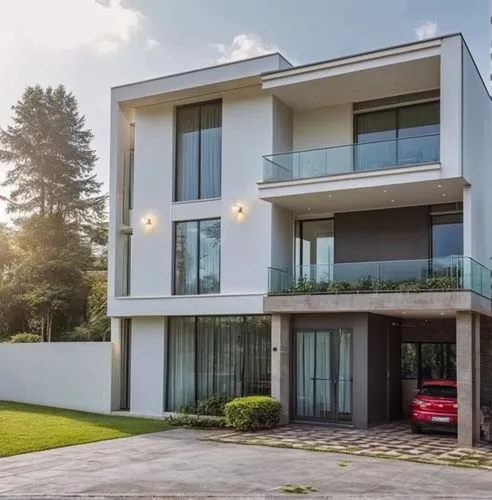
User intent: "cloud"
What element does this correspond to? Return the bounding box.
[144,36,160,51]
[212,34,279,63]
[415,21,438,41]
[0,0,143,56]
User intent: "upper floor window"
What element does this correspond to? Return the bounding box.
[355,101,440,171]
[432,213,463,258]
[175,101,222,202]
[174,219,220,295]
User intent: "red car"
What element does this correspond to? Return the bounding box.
[411,379,457,434]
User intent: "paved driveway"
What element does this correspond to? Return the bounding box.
[0,428,491,498]
[211,422,492,469]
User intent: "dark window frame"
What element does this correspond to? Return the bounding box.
[174,99,222,202]
[173,218,221,295]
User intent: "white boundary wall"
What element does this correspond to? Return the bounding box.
[0,342,116,413]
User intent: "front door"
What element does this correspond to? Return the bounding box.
[295,329,352,422]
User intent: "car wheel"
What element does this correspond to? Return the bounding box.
[411,423,421,434]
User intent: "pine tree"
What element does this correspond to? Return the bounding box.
[0,85,105,231]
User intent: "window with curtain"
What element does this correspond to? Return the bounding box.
[166,316,271,411]
[175,101,222,201]
[174,219,220,295]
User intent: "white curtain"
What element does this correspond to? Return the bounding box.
[337,329,352,415]
[167,318,196,411]
[176,106,200,201]
[200,102,221,199]
[167,316,271,411]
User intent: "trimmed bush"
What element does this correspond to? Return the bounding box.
[197,394,233,417]
[178,402,196,415]
[165,414,226,429]
[10,333,42,343]
[224,396,282,431]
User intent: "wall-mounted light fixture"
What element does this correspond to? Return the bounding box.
[232,204,243,216]
[141,214,156,232]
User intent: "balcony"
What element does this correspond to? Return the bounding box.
[263,134,440,183]
[268,257,491,299]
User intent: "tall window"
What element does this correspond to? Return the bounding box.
[432,213,463,258]
[175,101,222,201]
[121,233,132,296]
[174,219,220,295]
[355,102,440,171]
[295,219,334,282]
[122,124,135,226]
[166,316,271,411]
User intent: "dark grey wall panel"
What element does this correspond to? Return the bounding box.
[334,206,431,263]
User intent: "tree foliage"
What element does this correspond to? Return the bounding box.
[0,84,108,342]
[0,85,105,232]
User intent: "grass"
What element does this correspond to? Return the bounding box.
[280,484,318,494]
[0,401,169,458]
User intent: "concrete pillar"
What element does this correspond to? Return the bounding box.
[271,314,291,424]
[456,312,479,447]
[474,314,481,441]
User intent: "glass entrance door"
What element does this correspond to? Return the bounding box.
[295,329,352,422]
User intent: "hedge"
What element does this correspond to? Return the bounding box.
[224,396,282,431]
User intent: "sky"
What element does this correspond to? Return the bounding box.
[0,0,489,222]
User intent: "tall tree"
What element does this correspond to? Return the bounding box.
[10,214,91,341]
[0,85,105,232]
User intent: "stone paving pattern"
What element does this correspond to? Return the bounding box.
[209,422,492,470]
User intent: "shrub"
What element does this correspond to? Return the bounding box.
[224,396,282,431]
[425,276,459,290]
[10,333,42,343]
[165,414,226,429]
[196,394,234,417]
[178,402,196,415]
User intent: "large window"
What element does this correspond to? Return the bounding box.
[174,219,220,295]
[175,101,222,201]
[432,213,463,258]
[401,342,456,383]
[355,102,440,171]
[166,316,271,411]
[295,219,334,282]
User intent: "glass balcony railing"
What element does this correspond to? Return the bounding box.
[268,256,491,299]
[263,134,440,182]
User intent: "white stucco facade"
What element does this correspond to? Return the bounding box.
[108,35,492,446]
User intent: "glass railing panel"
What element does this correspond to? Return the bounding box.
[268,256,491,298]
[263,134,440,182]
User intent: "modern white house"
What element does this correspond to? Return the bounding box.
[108,33,492,447]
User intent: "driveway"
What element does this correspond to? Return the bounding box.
[210,422,492,469]
[0,428,491,498]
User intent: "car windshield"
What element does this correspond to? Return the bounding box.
[420,385,457,398]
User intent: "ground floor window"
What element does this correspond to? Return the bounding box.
[401,342,456,383]
[166,315,271,411]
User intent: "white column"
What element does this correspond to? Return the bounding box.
[271,314,291,424]
[457,311,479,447]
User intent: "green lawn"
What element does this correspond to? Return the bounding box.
[0,401,169,458]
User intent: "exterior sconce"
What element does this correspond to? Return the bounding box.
[232,204,244,219]
[232,205,244,216]
[141,214,156,232]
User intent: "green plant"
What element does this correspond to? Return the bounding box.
[224,396,282,431]
[326,281,353,293]
[197,394,234,417]
[425,276,459,289]
[280,485,318,494]
[352,276,376,291]
[178,402,196,415]
[165,414,226,429]
[9,333,42,343]
[287,277,317,294]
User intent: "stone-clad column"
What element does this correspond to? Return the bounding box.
[456,312,479,447]
[271,314,291,424]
